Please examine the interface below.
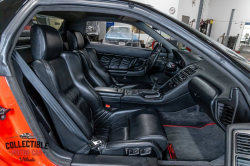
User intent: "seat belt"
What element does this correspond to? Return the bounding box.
[12,50,93,146]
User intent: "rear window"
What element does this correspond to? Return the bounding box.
[21,15,64,37]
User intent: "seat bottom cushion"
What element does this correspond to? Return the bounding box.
[94,108,167,151]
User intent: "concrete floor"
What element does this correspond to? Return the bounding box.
[240,52,250,60]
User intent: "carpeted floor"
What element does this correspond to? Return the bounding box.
[159,105,225,161]
[165,124,225,161]
[158,105,214,128]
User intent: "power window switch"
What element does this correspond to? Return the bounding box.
[140,148,152,156]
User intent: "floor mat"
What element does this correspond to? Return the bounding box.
[165,124,225,161]
[158,105,214,128]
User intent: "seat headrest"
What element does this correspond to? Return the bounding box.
[30,25,63,61]
[67,31,85,51]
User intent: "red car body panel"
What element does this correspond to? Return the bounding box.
[0,76,56,166]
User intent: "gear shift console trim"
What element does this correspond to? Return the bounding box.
[152,77,159,91]
[160,64,203,93]
[125,89,162,100]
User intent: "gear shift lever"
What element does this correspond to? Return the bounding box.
[152,77,159,91]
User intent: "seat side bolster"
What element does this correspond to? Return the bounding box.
[85,48,114,86]
[78,51,107,87]
[100,140,163,159]
[96,108,143,127]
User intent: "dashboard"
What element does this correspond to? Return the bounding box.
[172,49,202,68]
[165,49,250,130]
[97,49,250,131]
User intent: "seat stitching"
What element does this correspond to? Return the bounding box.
[40,59,91,138]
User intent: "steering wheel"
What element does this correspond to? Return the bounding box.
[145,43,162,73]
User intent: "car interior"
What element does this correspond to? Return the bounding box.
[11,11,250,165]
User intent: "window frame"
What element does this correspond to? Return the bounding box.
[85,21,156,50]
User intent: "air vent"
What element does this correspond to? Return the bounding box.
[236,133,250,155]
[236,157,250,166]
[218,103,234,126]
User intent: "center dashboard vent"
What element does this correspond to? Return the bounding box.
[218,103,234,127]
[236,133,250,156]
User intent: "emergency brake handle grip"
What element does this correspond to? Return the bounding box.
[138,91,161,99]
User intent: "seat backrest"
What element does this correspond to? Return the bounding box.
[30,25,103,153]
[67,31,114,87]
[14,45,63,146]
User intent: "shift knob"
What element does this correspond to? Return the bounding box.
[166,62,177,71]
[152,77,159,91]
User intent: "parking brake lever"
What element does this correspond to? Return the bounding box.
[152,77,159,91]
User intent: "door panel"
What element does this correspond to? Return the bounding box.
[87,43,168,77]
[88,43,152,58]
[88,43,151,70]
[99,54,134,69]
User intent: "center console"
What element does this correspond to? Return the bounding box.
[95,64,202,110]
[161,64,203,93]
[94,87,125,108]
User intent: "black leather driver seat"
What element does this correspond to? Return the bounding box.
[30,25,167,158]
[67,30,153,89]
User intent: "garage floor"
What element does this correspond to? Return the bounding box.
[240,52,250,60]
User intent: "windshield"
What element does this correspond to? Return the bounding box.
[155,29,187,50]
[145,24,190,51]
[146,24,250,70]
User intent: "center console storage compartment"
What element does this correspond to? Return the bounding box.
[95,87,124,108]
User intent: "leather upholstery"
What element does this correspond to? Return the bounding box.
[100,55,134,69]
[101,140,163,158]
[31,25,63,61]
[67,31,85,51]
[94,108,167,150]
[85,48,114,86]
[67,30,152,89]
[30,25,167,156]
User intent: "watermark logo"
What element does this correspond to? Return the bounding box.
[5,133,49,162]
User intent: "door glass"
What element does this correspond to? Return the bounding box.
[85,21,155,48]
[240,23,250,55]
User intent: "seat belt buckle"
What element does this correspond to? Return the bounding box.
[91,140,102,147]
[90,137,103,149]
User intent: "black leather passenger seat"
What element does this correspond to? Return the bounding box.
[14,45,62,146]
[28,24,167,158]
[66,30,153,89]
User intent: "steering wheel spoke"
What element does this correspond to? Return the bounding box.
[145,43,162,73]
